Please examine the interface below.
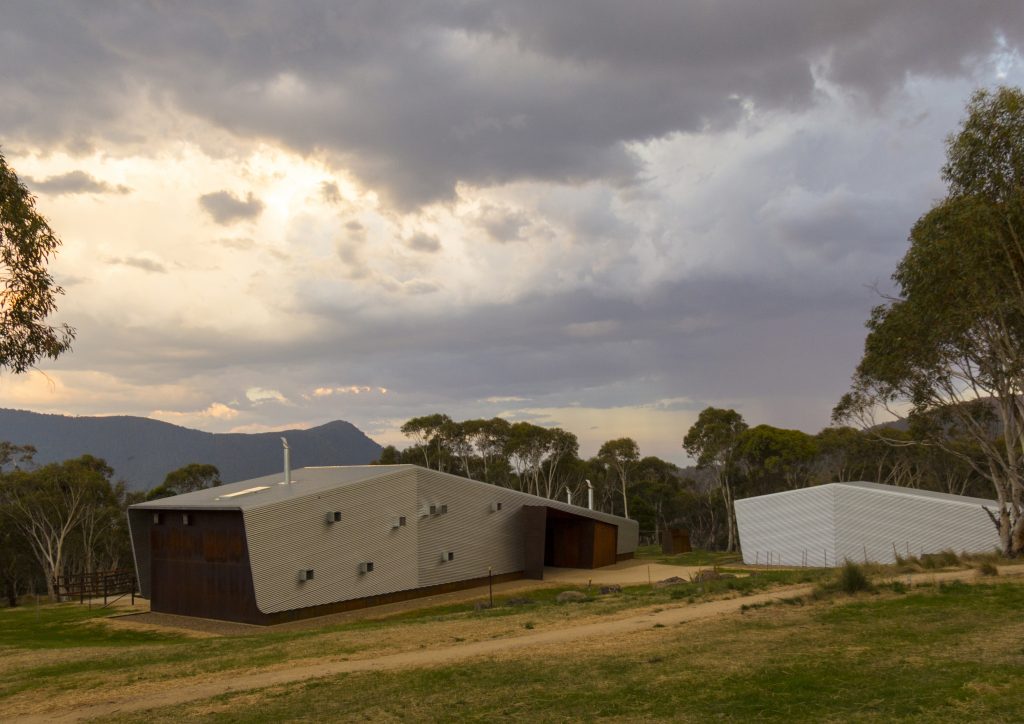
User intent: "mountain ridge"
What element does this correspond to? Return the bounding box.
[0,408,383,491]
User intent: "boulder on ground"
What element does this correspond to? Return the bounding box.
[556,590,588,603]
[653,576,686,588]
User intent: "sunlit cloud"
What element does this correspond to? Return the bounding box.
[311,386,388,397]
[245,387,289,405]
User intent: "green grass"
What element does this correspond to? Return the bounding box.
[0,604,182,649]
[111,580,1024,723]
[0,567,831,711]
[8,569,1015,720]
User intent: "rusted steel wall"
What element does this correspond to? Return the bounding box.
[149,509,263,623]
[593,521,618,568]
[521,506,548,579]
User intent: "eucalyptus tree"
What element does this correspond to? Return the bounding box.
[597,437,640,520]
[0,152,75,373]
[736,425,819,494]
[0,457,109,600]
[400,413,454,471]
[683,407,747,551]
[146,462,221,500]
[835,87,1024,556]
[463,417,511,484]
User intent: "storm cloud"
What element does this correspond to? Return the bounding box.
[27,170,130,195]
[3,2,1023,206]
[199,191,265,224]
[3,2,1024,462]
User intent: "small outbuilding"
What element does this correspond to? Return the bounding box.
[734,481,1001,567]
[128,464,638,624]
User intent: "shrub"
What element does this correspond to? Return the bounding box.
[838,561,872,594]
[977,562,999,576]
[920,550,960,569]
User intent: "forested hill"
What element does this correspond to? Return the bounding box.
[0,409,383,491]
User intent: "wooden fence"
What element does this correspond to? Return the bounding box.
[53,569,137,606]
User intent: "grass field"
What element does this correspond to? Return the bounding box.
[115,579,1024,723]
[2,560,1022,721]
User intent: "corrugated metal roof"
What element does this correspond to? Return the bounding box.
[130,465,418,511]
[129,464,640,529]
[737,481,998,509]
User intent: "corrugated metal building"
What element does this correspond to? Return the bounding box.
[734,481,1001,567]
[128,464,638,624]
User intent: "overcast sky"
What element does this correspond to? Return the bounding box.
[2,2,1023,465]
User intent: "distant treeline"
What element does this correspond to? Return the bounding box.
[377,411,991,552]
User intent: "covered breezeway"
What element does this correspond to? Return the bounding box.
[522,505,619,579]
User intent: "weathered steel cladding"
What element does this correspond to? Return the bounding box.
[127,508,153,597]
[147,509,262,622]
[736,482,1001,566]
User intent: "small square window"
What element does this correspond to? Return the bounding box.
[182,513,191,526]
[152,512,162,524]
[429,504,437,515]
[440,504,448,514]
[447,551,455,561]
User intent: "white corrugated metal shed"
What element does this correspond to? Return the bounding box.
[734,481,1001,566]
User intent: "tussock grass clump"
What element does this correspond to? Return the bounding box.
[814,561,874,598]
[977,562,1000,576]
[961,550,1003,566]
[919,550,961,569]
[838,561,872,594]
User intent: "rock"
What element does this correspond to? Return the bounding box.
[599,584,622,594]
[556,590,588,603]
[653,576,686,588]
[691,570,725,583]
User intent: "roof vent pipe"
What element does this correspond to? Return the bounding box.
[586,479,594,510]
[281,437,291,485]
[566,488,573,506]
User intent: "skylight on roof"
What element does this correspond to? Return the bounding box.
[217,485,271,499]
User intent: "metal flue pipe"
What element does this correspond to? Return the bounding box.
[566,488,573,506]
[281,437,291,484]
[586,479,594,510]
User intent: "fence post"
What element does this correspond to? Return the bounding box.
[103,575,108,607]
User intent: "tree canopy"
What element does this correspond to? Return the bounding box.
[835,86,1024,556]
[0,152,75,373]
[682,407,748,551]
[146,463,221,501]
